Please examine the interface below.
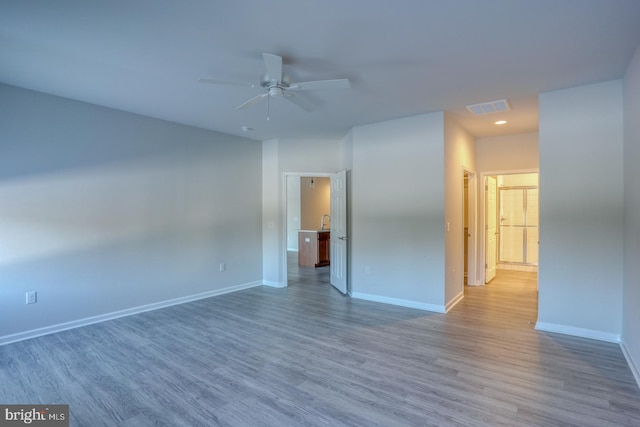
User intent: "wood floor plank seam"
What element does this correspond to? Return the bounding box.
[1,261,639,426]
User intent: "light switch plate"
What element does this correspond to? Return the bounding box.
[26,291,37,304]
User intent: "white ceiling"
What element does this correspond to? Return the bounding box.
[2,0,640,141]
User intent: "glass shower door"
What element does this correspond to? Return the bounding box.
[525,189,539,264]
[499,188,538,265]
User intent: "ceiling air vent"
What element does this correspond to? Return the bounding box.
[466,99,511,115]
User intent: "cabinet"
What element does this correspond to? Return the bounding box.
[298,231,330,267]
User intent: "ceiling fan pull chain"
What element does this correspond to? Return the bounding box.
[267,94,270,121]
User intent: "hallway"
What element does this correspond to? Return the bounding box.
[458,269,538,330]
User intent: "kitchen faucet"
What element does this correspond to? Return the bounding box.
[321,214,331,230]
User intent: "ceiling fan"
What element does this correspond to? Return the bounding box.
[199,53,350,113]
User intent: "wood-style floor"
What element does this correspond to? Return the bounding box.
[1,261,639,426]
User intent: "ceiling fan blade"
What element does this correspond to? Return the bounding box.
[262,53,282,82]
[283,92,315,112]
[288,78,351,91]
[198,78,255,88]
[236,92,268,110]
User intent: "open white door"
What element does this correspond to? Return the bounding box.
[330,170,348,294]
[485,176,497,283]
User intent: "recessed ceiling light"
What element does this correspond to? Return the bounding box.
[494,120,507,125]
[241,126,253,132]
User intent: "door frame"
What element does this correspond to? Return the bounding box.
[282,171,334,288]
[479,169,539,285]
[462,167,478,288]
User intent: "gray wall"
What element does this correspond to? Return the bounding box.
[623,43,640,384]
[444,114,476,308]
[0,84,262,341]
[350,113,446,311]
[537,80,624,341]
[475,132,539,173]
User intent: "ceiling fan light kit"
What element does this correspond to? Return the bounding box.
[200,53,350,115]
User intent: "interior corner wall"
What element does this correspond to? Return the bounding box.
[537,80,624,341]
[350,113,446,311]
[444,114,476,307]
[623,43,640,385]
[261,138,344,287]
[0,84,263,342]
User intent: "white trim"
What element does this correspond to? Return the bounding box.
[621,341,640,390]
[352,292,446,313]
[263,280,286,288]
[445,291,464,312]
[534,321,621,343]
[0,281,262,347]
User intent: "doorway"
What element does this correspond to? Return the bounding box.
[285,174,331,288]
[481,171,539,286]
[284,171,349,293]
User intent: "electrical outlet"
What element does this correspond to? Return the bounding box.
[219,263,226,272]
[26,291,37,304]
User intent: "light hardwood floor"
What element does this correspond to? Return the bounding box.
[1,262,638,426]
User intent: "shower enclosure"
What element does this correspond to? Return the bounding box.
[499,186,538,265]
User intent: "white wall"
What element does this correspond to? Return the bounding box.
[537,80,624,342]
[0,84,263,342]
[444,114,476,308]
[262,138,344,287]
[476,132,539,172]
[623,43,640,385]
[350,113,446,311]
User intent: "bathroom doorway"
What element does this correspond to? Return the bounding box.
[481,171,539,290]
[496,173,539,273]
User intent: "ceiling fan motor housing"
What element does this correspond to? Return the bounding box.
[200,53,349,110]
[268,86,284,97]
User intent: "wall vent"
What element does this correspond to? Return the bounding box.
[466,99,511,115]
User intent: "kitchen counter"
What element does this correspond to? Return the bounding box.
[298,230,330,267]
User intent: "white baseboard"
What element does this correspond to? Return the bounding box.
[621,341,640,390]
[263,280,286,288]
[351,292,446,313]
[0,281,262,347]
[445,291,464,313]
[534,321,621,343]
